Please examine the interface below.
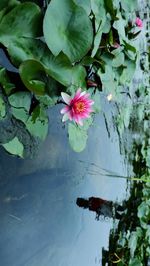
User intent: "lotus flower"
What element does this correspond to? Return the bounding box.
[135,17,143,28]
[60,88,94,126]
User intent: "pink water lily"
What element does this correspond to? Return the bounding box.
[135,17,143,28]
[60,88,94,126]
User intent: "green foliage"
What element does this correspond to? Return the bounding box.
[0,0,144,156]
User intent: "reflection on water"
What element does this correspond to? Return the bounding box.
[76,197,125,220]
[0,103,127,266]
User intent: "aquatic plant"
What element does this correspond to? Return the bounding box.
[0,0,144,157]
[61,88,94,126]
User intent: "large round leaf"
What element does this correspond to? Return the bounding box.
[0,2,42,46]
[43,0,93,62]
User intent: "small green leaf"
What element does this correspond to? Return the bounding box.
[26,107,48,140]
[68,118,93,152]
[120,60,136,84]
[128,229,142,258]
[112,52,125,67]
[8,91,31,111]
[2,136,24,157]
[68,123,88,152]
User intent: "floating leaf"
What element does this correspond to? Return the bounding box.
[7,38,47,67]
[11,107,29,123]
[68,118,93,152]
[26,106,48,140]
[0,2,42,46]
[112,52,125,67]
[8,91,31,111]
[19,60,46,95]
[43,0,93,62]
[2,136,24,157]
[120,60,136,84]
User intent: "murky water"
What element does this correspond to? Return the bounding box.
[0,102,128,266]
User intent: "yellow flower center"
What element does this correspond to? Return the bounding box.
[74,101,85,113]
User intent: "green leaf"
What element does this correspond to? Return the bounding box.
[120,60,136,84]
[0,95,6,118]
[7,38,47,67]
[8,91,31,111]
[19,60,46,95]
[0,67,15,95]
[0,0,19,11]
[0,0,19,22]
[44,52,86,87]
[11,107,29,123]
[98,65,117,95]
[88,88,101,113]
[121,0,138,12]
[113,12,127,40]
[123,40,137,61]
[26,107,48,140]
[68,118,93,152]
[71,65,86,89]
[0,2,42,46]
[2,136,24,157]
[129,258,142,266]
[122,98,133,128]
[91,0,106,57]
[91,0,106,31]
[36,95,57,108]
[104,0,116,19]
[112,52,125,67]
[43,0,93,62]
[128,229,142,258]
[73,0,91,15]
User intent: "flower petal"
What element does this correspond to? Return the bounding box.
[62,113,69,122]
[61,92,71,104]
[60,105,70,114]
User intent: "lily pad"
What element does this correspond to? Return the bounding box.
[19,60,46,95]
[43,0,93,62]
[0,2,42,46]
[2,136,24,157]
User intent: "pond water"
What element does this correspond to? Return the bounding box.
[0,101,128,266]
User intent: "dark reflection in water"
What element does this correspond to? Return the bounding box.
[76,197,125,220]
